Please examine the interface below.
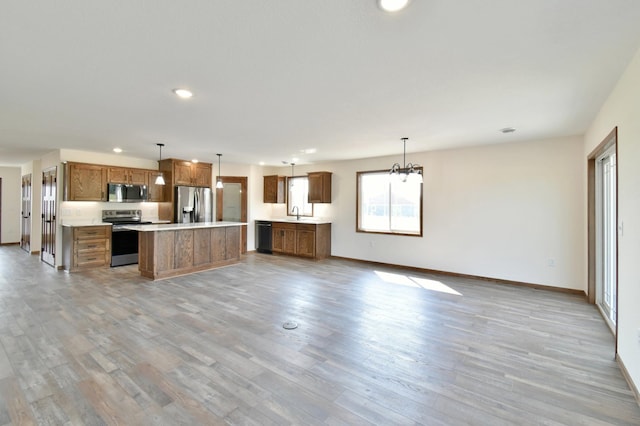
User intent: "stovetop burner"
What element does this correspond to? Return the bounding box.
[102,209,144,224]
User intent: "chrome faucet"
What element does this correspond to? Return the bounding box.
[292,206,300,220]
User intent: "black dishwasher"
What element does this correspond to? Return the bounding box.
[256,221,273,254]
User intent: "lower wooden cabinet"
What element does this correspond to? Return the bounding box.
[272,223,296,254]
[62,225,112,271]
[137,225,241,280]
[272,222,330,259]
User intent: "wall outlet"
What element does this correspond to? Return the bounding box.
[637,328,640,344]
[548,258,555,267]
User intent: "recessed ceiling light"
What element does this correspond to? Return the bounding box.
[378,0,410,12]
[191,159,198,163]
[500,127,516,134]
[172,88,193,99]
[259,161,265,166]
[300,148,317,154]
[113,147,123,153]
[291,157,300,163]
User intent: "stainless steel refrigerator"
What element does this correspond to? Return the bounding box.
[175,186,213,223]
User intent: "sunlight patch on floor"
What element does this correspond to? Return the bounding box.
[374,271,463,296]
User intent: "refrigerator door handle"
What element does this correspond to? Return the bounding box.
[194,190,199,222]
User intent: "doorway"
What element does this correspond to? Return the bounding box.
[41,167,57,266]
[21,174,32,252]
[216,176,247,253]
[587,127,618,343]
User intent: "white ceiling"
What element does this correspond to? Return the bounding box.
[2,1,640,167]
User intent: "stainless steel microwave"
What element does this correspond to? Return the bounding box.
[107,183,148,202]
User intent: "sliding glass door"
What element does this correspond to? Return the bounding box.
[595,146,617,329]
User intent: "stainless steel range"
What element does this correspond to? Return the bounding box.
[102,209,151,266]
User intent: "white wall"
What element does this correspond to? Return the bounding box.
[585,46,640,395]
[60,149,158,169]
[0,166,21,244]
[257,136,585,290]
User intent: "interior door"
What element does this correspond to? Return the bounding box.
[41,167,57,266]
[216,177,247,253]
[21,174,32,252]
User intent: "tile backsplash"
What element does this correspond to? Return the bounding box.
[59,201,160,224]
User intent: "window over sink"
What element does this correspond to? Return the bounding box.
[287,176,313,217]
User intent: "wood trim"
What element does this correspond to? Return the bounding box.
[587,127,618,159]
[286,175,315,217]
[331,255,587,296]
[616,354,640,406]
[0,242,20,246]
[355,169,424,237]
[0,177,2,243]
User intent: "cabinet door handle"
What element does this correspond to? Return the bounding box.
[87,257,97,261]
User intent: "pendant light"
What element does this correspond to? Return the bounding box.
[290,163,295,187]
[389,137,423,183]
[378,0,410,12]
[216,153,223,189]
[155,143,165,185]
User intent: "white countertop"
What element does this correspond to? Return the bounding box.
[61,221,112,227]
[123,221,247,232]
[258,218,332,225]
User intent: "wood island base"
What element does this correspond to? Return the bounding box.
[137,224,241,280]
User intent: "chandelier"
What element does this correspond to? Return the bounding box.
[389,137,423,183]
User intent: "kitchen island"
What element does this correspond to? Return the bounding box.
[124,222,245,280]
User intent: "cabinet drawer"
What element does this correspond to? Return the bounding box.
[74,226,109,239]
[75,238,107,254]
[75,253,107,268]
[273,222,296,230]
[296,224,316,232]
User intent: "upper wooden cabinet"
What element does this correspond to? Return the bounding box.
[308,171,332,203]
[147,171,165,202]
[107,167,147,185]
[65,161,168,202]
[65,162,108,201]
[172,160,212,187]
[263,175,286,203]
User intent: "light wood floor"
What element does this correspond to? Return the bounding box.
[0,245,638,425]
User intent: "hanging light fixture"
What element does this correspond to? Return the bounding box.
[378,0,410,12]
[216,153,224,189]
[290,162,295,187]
[155,143,165,185]
[389,137,423,183]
